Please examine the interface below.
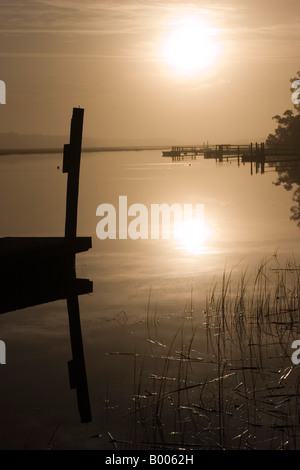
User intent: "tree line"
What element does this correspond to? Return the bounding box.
[267,70,300,228]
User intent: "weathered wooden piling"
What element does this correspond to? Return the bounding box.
[63,107,84,240]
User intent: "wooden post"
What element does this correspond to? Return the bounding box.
[63,108,84,240]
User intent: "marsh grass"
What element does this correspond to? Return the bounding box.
[105,255,300,450]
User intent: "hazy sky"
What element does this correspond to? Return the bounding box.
[0,0,300,143]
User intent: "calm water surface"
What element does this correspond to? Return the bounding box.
[0,149,299,449]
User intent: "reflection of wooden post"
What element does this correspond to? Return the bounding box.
[63,108,84,240]
[67,272,92,423]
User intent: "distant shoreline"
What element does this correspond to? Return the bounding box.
[0,146,171,156]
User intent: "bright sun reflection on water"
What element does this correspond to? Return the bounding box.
[174,218,214,255]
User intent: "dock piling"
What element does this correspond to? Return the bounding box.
[64,107,84,240]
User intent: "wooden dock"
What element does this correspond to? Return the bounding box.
[162,143,300,160]
[162,144,249,158]
[162,143,300,176]
[0,237,92,313]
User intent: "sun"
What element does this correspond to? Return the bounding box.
[174,218,212,254]
[162,18,219,75]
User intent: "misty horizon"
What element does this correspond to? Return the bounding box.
[0,131,268,150]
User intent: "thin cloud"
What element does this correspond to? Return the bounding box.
[1,0,299,62]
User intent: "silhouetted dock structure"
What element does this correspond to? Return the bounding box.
[0,107,92,423]
[163,143,300,158]
[0,107,91,310]
[0,237,92,313]
[162,142,300,174]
